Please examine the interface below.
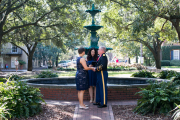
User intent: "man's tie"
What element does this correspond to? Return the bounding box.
[97,55,101,61]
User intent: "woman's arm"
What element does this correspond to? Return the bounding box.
[80,58,95,71]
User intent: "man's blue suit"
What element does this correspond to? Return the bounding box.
[95,53,108,106]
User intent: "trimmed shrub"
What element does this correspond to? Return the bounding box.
[157,70,179,79]
[131,70,155,78]
[170,60,180,66]
[134,80,180,115]
[7,74,24,81]
[161,60,170,66]
[36,71,58,78]
[0,81,45,118]
[57,67,76,71]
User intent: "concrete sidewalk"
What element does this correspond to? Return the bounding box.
[45,100,137,120]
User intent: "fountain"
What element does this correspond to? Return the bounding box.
[77,4,112,53]
[22,4,168,101]
[22,77,167,101]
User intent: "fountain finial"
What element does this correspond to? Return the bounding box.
[92,3,94,10]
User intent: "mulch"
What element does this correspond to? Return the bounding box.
[112,105,172,120]
[12,104,75,120]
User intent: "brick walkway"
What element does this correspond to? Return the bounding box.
[45,100,137,120]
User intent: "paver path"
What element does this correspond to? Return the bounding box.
[45,100,137,120]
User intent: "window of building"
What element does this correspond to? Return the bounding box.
[12,45,17,53]
[173,50,179,60]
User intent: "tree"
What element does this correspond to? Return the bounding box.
[94,0,178,69]
[33,43,62,67]
[2,0,92,71]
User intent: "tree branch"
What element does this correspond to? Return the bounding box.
[0,0,20,14]
[34,3,68,24]
[3,2,68,35]
[7,0,29,15]
[11,42,29,55]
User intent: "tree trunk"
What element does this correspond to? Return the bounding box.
[0,29,2,71]
[144,39,162,69]
[154,47,161,69]
[56,55,58,67]
[28,54,33,71]
[155,56,161,69]
[128,58,130,64]
[171,20,180,42]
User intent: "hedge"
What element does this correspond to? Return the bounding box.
[170,60,180,66]
[161,60,170,66]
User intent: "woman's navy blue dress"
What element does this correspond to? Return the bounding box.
[87,58,97,86]
[75,57,89,90]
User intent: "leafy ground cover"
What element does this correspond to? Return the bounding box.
[112,105,172,120]
[11,104,75,120]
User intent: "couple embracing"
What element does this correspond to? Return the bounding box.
[75,47,108,109]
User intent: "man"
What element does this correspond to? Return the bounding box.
[93,46,108,108]
[14,59,19,72]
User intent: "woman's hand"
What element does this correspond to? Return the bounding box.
[89,64,93,67]
[92,67,96,72]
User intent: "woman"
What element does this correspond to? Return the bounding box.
[76,47,95,109]
[87,48,98,103]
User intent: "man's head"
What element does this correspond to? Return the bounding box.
[98,46,106,55]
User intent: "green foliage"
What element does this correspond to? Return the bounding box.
[107,66,136,71]
[161,46,180,60]
[161,60,170,66]
[57,67,76,71]
[171,104,180,120]
[0,81,45,118]
[18,60,26,65]
[7,74,24,81]
[0,78,7,83]
[134,80,180,115]
[157,70,179,79]
[36,71,58,78]
[0,103,11,120]
[170,60,180,66]
[131,70,155,78]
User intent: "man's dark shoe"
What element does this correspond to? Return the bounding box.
[97,105,107,108]
[93,102,100,105]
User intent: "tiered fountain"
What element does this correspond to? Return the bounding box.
[82,4,112,53]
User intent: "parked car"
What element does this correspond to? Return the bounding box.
[72,59,76,64]
[58,60,71,67]
[66,60,72,66]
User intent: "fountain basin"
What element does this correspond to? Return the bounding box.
[84,25,103,31]
[22,77,167,101]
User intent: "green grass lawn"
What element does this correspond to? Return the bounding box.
[162,66,180,68]
[58,71,76,76]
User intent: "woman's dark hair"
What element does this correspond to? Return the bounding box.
[87,48,98,61]
[78,47,85,54]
